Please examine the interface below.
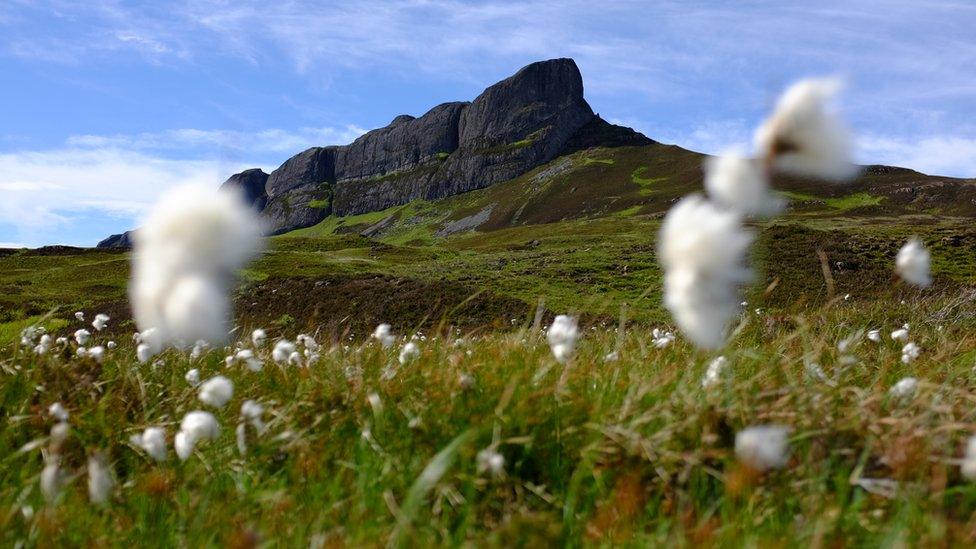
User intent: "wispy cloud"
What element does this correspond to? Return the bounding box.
[65,126,367,156]
[0,121,367,246]
[858,135,976,178]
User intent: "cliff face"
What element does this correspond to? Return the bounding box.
[98,58,653,244]
[260,58,623,233]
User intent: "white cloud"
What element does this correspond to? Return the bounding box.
[858,135,976,178]
[66,125,367,155]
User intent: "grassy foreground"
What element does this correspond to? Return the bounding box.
[4,291,976,546]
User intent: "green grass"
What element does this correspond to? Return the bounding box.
[6,293,976,545]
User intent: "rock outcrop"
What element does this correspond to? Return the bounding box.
[99,57,653,243]
[219,168,269,210]
[97,230,136,249]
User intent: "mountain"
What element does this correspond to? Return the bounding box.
[97,57,974,249]
[97,58,649,247]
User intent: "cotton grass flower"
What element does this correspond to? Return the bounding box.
[48,402,68,422]
[651,328,676,349]
[703,152,781,217]
[174,411,220,461]
[40,455,62,503]
[185,368,200,386]
[74,311,85,322]
[702,356,728,389]
[399,341,420,365]
[272,340,295,364]
[232,349,263,372]
[547,315,579,363]
[901,342,921,364]
[87,453,114,505]
[867,329,881,343]
[130,427,167,462]
[895,238,931,288]
[891,325,909,341]
[130,185,263,356]
[251,328,267,348]
[136,343,152,364]
[476,448,505,476]
[92,313,110,331]
[754,77,856,181]
[890,377,918,401]
[658,195,752,349]
[735,425,790,472]
[74,329,91,345]
[198,375,234,408]
[373,323,396,348]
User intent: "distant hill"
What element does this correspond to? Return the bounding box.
[98,58,975,249]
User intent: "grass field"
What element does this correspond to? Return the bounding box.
[5,290,976,545]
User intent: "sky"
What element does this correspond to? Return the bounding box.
[1,0,975,247]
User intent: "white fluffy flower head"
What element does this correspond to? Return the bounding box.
[704,153,781,217]
[130,185,263,354]
[735,425,790,472]
[754,77,856,181]
[547,315,579,363]
[658,195,752,349]
[131,427,167,462]
[895,238,931,288]
[174,410,220,460]
[373,323,396,348]
[198,375,234,408]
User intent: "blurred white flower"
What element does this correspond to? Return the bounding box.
[92,314,110,332]
[735,425,790,472]
[50,422,70,449]
[107,340,117,350]
[805,361,827,382]
[891,327,909,341]
[704,152,781,217]
[399,341,421,365]
[901,342,921,364]
[895,238,931,288]
[87,346,105,364]
[659,195,752,349]
[240,400,265,433]
[131,427,167,462]
[130,185,263,354]
[754,77,856,181]
[962,436,976,480]
[458,373,476,390]
[603,351,619,362]
[373,323,396,348]
[74,329,91,346]
[702,356,728,389]
[87,453,114,505]
[288,351,302,366]
[233,349,264,372]
[174,411,220,461]
[652,328,676,349]
[74,311,84,322]
[136,343,153,364]
[185,368,200,386]
[198,375,234,408]
[40,456,62,503]
[48,402,68,422]
[476,448,505,476]
[272,340,295,364]
[867,329,881,343]
[547,315,579,363]
[251,329,267,348]
[297,334,319,352]
[890,376,918,400]
[34,334,52,355]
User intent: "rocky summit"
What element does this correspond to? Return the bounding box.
[98,58,647,246]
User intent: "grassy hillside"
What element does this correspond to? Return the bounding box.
[4,143,976,545]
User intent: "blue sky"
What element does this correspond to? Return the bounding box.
[2,0,975,247]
